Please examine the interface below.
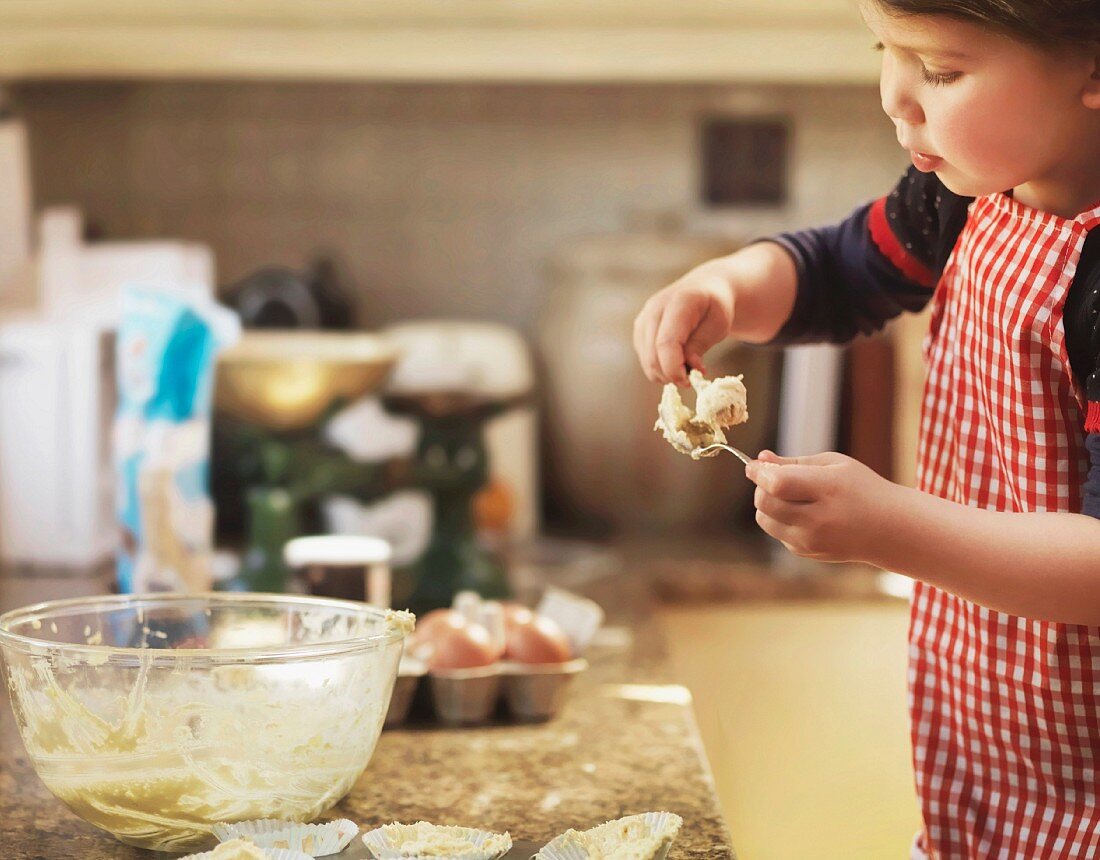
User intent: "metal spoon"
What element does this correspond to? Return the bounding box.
[692,443,754,465]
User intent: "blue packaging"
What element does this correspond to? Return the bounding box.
[115,285,239,593]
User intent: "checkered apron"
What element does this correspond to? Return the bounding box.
[910,193,1100,859]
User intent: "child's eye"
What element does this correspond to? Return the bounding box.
[919,65,963,87]
[872,39,962,86]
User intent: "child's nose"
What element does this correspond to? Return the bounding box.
[880,56,925,127]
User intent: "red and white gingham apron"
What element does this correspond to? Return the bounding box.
[910,192,1100,859]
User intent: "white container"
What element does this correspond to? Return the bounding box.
[0,317,116,566]
[0,207,217,567]
[539,215,776,533]
[38,207,214,327]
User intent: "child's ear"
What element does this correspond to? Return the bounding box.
[1084,48,1100,109]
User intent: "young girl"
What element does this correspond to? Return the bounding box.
[634,2,1100,856]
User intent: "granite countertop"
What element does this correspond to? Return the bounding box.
[0,566,734,860]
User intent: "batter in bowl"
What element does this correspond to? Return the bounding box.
[6,609,414,851]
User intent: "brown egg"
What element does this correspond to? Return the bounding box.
[405,608,457,663]
[499,602,535,632]
[504,614,572,664]
[425,613,502,670]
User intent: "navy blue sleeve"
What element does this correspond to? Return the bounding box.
[1083,370,1100,520]
[1084,434,1100,519]
[1065,229,1100,519]
[764,166,972,345]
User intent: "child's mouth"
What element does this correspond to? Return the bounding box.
[910,151,943,172]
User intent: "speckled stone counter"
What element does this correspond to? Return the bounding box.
[0,566,734,859]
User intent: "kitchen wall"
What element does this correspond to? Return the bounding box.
[13,81,909,332]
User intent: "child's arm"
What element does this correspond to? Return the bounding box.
[633,167,973,387]
[747,451,1100,626]
[633,242,800,386]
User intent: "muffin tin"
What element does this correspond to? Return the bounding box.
[385,586,602,727]
[385,655,589,726]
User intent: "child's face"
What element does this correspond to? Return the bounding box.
[861,1,1100,206]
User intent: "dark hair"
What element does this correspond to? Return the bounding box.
[871,0,1100,50]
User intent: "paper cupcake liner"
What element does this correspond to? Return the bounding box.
[212,819,359,857]
[182,837,313,860]
[362,821,512,860]
[536,833,668,860]
[529,830,593,860]
[535,812,683,860]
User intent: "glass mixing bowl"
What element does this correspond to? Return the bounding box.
[0,593,413,851]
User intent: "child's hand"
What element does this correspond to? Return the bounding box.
[632,267,735,387]
[745,450,903,564]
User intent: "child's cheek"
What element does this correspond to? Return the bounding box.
[930,96,1030,197]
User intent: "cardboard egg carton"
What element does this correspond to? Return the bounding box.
[384,587,604,727]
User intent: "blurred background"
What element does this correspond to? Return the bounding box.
[0,2,925,856]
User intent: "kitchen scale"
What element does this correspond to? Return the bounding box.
[381,390,520,614]
[213,331,516,611]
